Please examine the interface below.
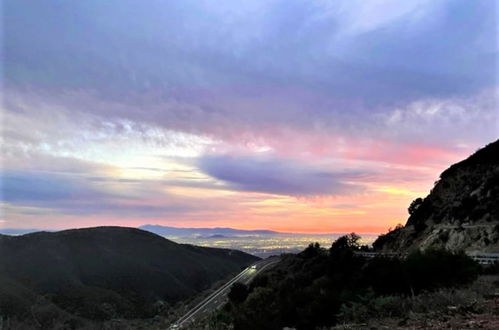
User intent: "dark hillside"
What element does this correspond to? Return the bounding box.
[374,139,499,252]
[0,226,258,323]
[213,237,479,330]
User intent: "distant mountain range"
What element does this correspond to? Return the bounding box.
[139,224,280,237]
[1,225,349,238]
[0,225,280,237]
[0,226,258,327]
[0,228,48,235]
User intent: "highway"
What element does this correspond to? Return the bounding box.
[170,257,280,329]
[170,250,498,329]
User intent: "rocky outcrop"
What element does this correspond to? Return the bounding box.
[374,139,499,252]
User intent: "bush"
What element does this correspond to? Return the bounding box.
[362,257,406,295]
[228,283,249,305]
[222,236,481,330]
[300,242,322,258]
[365,249,480,296]
[403,249,479,293]
[330,233,361,252]
[338,285,485,325]
[408,198,424,215]
[338,293,407,323]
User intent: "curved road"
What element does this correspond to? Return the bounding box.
[171,257,280,329]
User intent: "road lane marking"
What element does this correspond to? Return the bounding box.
[175,268,251,326]
[173,258,280,328]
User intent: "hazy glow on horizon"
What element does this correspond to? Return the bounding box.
[1,0,498,233]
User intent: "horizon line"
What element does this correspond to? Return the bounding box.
[0,224,384,236]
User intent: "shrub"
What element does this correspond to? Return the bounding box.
[408,198,424,215]
[222,236,481,330]
[403,249,479,293]
[228,283,249,305]
[330,233,361,252]
[301,242,322,258]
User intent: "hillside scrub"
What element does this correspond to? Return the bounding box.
[0,227,258,327]
[374,139,499,252]
[333,275,499,329]
[219,234,480,330]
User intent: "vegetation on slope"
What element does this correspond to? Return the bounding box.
[374,139,499,252]
[0,226,258,327]
[212,234,479,330]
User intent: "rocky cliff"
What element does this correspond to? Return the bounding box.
[374,139,499,253]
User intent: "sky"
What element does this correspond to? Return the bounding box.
[1,0,498,233]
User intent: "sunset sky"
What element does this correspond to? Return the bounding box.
[2,0,498,233]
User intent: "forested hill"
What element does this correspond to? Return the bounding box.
[0,226,258,325]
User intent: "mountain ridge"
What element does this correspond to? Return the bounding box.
[0,226,259,324]
[374,139,499,252]
[139,224,280,236]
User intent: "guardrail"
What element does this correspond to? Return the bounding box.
[467,253,499,265]
[355,251,499,265]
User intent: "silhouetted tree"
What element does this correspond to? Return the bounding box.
[301,242,321,258]
[330,233,361,252]
[403,249,479,293]
[228,282,249,304]
[408,198,424,215]
[226,236,480,330]
[359,245,370,252]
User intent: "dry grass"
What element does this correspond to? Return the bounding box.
[332,275,499,330]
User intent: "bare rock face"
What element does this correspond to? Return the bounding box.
[374,139,499,253]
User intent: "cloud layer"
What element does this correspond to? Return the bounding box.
[1,0,497,232]
[6,1,496,104]
[199,155,365,196]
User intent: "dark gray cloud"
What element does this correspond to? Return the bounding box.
[4,0,496,123]
[198,155,365,196]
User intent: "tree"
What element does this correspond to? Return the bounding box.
[228,282,249,304]
[330,233,361,252]
[301,242,321,258]
[408,198,424,215]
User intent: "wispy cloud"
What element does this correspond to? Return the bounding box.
[1,169,206,217]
